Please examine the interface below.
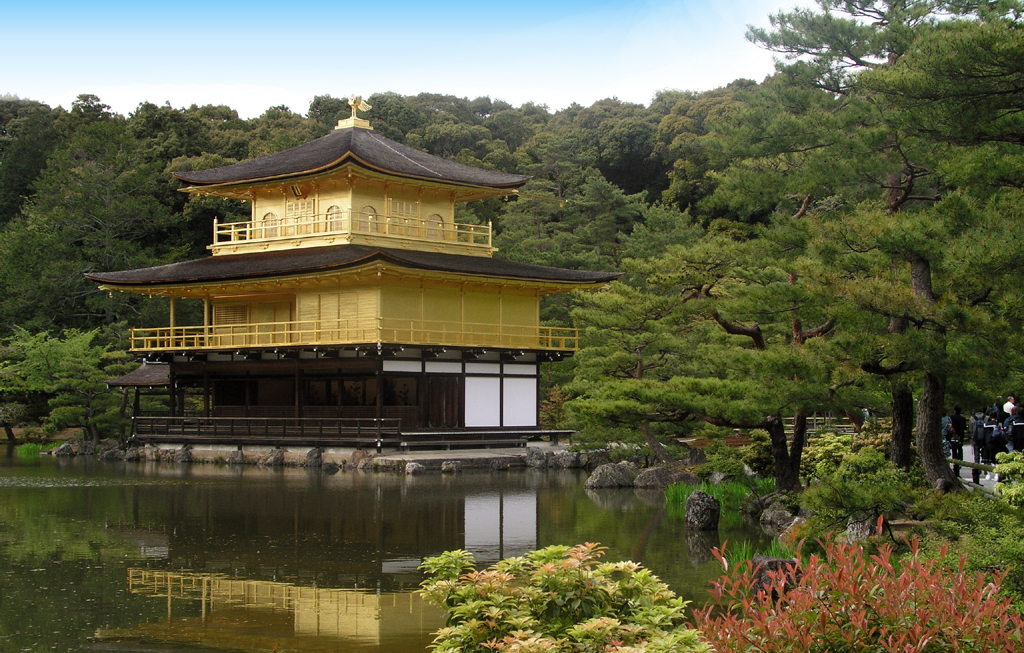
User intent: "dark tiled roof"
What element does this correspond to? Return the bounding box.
[106,362,170,387]
[173,127,531,189]
[86,245,622,287]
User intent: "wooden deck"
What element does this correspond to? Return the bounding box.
[130,417,563,452]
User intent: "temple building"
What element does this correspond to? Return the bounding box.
[89,99,619,450]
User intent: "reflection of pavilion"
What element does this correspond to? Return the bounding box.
[127,472,540,588]
[95,569,443,651]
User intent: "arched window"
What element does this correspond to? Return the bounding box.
[326,205,344,233]
[359,205,379,233]
[426,213,444,240]
[262,212,279,238]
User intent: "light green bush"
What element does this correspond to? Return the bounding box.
[419,543,712,653]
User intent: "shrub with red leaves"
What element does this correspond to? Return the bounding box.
[693,533,1024,653]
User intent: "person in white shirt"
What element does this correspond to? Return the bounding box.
[1004,396,1016,416]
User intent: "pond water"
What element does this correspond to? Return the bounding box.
[0,454,769,653]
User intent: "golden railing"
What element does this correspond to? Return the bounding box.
[130,318,579,352]
[213,210,491,248]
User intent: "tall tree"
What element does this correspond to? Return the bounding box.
[712,0,1009,488]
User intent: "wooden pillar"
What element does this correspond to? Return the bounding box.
[203,368,210,418]
[376,358,383,422]
[294,363,301,418]
[169,296,176,329]
[168,371,176,417]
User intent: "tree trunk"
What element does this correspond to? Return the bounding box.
[639,424,674,464]
[917,371,960,490]
[2,421,15,443]
[890,383,914,471]
[765,414,802,491]
[118,388,130,444]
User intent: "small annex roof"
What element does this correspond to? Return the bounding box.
[85,245,622,288]
[173,127,531,190]
[106,362,170,387]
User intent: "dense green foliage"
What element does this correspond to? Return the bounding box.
[4,2,1024,482]
[418,543,711,653]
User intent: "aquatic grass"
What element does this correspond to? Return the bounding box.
[721,538,796,567]
[751,477,777,497]
[14,442,58,459]
[666,480,752,512]
[15,443,44,459]
[667,480,757,530]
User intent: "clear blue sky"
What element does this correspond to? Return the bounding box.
[2,0,797,118]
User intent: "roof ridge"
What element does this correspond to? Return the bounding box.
[364,131,444,179]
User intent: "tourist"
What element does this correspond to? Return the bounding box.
[1010,406,1024,453]
[1004,395,1016,417]
[971,408,987,484]
[983,410,1008,480]
[948,406,967,480]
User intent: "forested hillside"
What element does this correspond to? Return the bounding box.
[2,1,1023,487]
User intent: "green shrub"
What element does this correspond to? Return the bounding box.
[800,451,916,534]
[995,450,1024,507]
[911,491,1024,603]
[419,543,712,653]
[694,535,1024,652]
[799,431,851,479]
[741,430,773,478]
[695,440,747,480]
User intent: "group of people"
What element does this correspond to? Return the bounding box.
[944,396,1024,484]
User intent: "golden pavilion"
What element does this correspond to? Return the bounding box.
[89,100,619,450]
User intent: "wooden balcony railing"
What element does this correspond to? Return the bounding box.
[133,416,402,452]
[212,210,491,250]
[129,318,579,352]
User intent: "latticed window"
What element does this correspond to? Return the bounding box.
[214,304,249,325]
[326,205,344,232]
[262,212,279,238]
[358,205,379,233]
[286,199,314,219]
[390,200,418,218]
[426,213,443,240]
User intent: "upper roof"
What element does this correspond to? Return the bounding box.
[173,127,532,190]
[86,245,622,288]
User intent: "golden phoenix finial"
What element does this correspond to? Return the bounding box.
[348,95,372,119]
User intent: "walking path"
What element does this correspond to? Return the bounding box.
[958,443,999,492]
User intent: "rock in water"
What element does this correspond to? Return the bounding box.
[349,449,369,468]
[304,447,323,468]
[405,462,425,475]
[490,458,511,471]
[123,447,142,462]
[259,449,285,467]
[584,462,640,489]
[552,451,583,469]
[524,448,548,468]
[322,462,340,475]
[172,445,192,463]
[227,450,245,465]
[633,466,699,489]
[760,501,798,537]
[685,490,721,530]
[750,555,800,598]
[440,461,462,474]
[99,448,125,462]
[53,442,75,457]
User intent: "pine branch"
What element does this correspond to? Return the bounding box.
[709,311,767,350]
